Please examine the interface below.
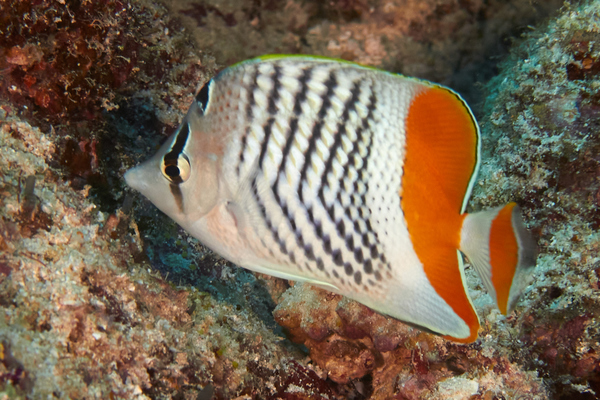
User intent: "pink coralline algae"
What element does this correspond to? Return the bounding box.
[273,284,548,398]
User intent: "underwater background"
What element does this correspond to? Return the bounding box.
[0,0,598,399]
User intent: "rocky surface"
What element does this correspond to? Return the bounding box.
[2,0,598,399]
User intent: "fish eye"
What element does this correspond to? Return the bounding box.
[161,154,191,183]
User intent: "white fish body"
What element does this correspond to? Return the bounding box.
[125,56,537,342]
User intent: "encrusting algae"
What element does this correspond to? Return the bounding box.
[1,0,599,399]
[0,116,322,398]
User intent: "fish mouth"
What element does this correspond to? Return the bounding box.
[124,159,171,207]
[124,165,153,194]
[124,167,142,191]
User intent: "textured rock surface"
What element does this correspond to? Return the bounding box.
[472,2,600,398]
[273,284,548,398]
[273,2,600,398]
[165,0,563,105]
[0,116,343,399]
[1,0,598,399]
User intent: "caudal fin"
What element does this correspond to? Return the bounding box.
[459,203,537,314]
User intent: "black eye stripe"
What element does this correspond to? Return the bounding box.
[164,123,190,164]
[195,79,211,113]
[170,183,185,213]
[163,123,191,185]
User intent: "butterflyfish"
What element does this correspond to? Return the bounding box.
[125,55,537,342]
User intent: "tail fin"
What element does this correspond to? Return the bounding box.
[459,203,537,314]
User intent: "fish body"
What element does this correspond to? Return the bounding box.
[125,55,537,342]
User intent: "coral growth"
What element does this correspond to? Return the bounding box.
[0,115,342,400]
[273,284,548,398]
[471,2,600,398]
[274,1,600,398]
[166,0,563,104]
[1,0,599,399]
[0,0,137,122]
[0,0,210,207]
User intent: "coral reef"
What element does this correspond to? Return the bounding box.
[273,284,548,399]
[472,2,600,398]
[272,1,600,399]
[1,0,599,399]
[0,0,209,125]
[0,115,342,399]
[0,0,212,208]
[165,0,563,104]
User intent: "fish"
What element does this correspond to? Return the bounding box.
[124,55,537,343]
